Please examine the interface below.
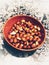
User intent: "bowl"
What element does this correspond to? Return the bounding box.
[3,15,45,51]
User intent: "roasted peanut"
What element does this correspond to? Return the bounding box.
[19,44,23,49]
[10,39,13,43]
[8,19,42,49]
[16,43,20,48]
[14,38,17,43]
[8,34,12,39]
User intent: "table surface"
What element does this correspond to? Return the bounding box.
[0,0,49,65]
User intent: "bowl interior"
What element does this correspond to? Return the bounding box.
[3,15,45,51]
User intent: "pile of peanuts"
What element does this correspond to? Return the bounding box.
[8,19,41,49]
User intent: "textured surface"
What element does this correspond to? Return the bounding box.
[0,0,49,65]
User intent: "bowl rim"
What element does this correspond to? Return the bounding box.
[3,15,46,51]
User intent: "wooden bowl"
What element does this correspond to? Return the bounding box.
[3,15,45,51]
